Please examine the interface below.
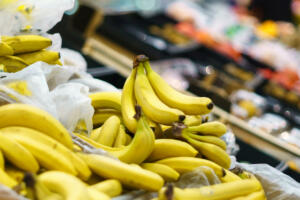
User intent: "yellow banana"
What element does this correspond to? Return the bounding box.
[90,127,102,141]
[158,178,261,200]
[144,59,213,115]
[17,50,60,65]
[121,66,138,133]
[184,115,203,126]
[2,35,52,54]
[0,64,6,72]
[156,157,225,178]
[0,168,18,188]
[96,115,120,147]
[78,153,164,191]
[87,188,111,200]
[187,133,227,150]
[90,179,122,197]
[0,41,14,56]
[141,163,180,182]
[114,124,127,147]
[220,169,242,183]
[231,190,266,200]
[183,133,231,169]
[4,165,25,183]
[0,149,4,169]
[0,104,73,149]
[0,133,39,172]
[93,109,121,125]
[147,139,198,162]
[0,55,27,72]
[125,133,132,145]
[38,171,90,200]
[89,92,121,111]
[134,59,185,125]
[1,127,77,175]
[187,121,227,137]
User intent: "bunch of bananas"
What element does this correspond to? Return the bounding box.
[0,35,61,72]
[0,55,266,200]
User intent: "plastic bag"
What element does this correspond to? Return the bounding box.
[0,185,27,200]
[237,163,300,200]
[0,0,74,35]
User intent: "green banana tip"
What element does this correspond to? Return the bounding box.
[133,55,149,68]
[165,183,174,200]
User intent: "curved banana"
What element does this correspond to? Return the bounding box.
[33,175,64,200]
[0,150,4,169]
[144,59,213,115]
[0,41,14,56]
[183,134,231,169]
[156,157,225,178]
[125,133,132,145]
[232,190,266,200]
[158,179,261,200]
[187,121,227,137]
[187,133,227,150]
[0,133,39,172]
[93,109,121,125]
[4,166,25,184]
[78,153,164,191]
[147,139,198,162]
[96,115,120,147]
[90,179,122,197]
[114,124,127,147]
[121,66,138,133]
[89,92,121,111]
[184,115,203,126]
[87,188,111,200]
[0,168,18,188]
[38,171,90,200]
[0,104,73,149]
[1,127,77,175]
[141,163,179,182]
[0,55,27,72]
[90,127,102,141]
[134,60,185,125]
[2,35,52,54]
[17,50,60,65]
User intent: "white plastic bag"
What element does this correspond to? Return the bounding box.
[0,0,74,35]
[0,185,27,200]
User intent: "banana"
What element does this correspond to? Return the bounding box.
[183,133,231,169]
[187,121,227,137]
[93,109,121,125]
[158,179,262,200]
[89,92,121,111]
[0,133,39,172]
[114,124,127,147]
[2,35,52,54]
[0,149,4,169]
[232,190,266,200]
[184,115,203,126]
[90,127,102,141]
[38,171,90,200]
[156,157,225,178]
[134,58,185,125]
[87,188,111,200]
[78,153,164,191]
[141,163,180,182]
[96,115,120,147]
[0,55,27,72]
[90,179,122,197]
[0,168,18,188]
[187,133,227,150]
[121,66,138,133]
[17,50,60,65]
[147,139,198,162]
[0,104,73,149]
[4,165,25,183]
[144,58,213,115]
[0,41,14,56]
[1,127,77,175]
[220,170,242,183]
[125,133,132,145]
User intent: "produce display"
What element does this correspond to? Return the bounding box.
[0,47,266,199]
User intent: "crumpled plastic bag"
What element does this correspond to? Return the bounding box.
[0,0,74,35]
[237,163,300,200]
[0,185,27,200]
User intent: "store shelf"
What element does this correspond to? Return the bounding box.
[82,34,300,161]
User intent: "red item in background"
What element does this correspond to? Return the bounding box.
[273,68,299,90]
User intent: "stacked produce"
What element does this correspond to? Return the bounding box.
[0,55,266,199]
[0,35,61,72]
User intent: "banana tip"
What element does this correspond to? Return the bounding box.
[133,55,149,67]
[165,184,174,200]
[207,102,214,110]
[23,172,36,187]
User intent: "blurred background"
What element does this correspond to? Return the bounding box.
[51,0,300,181]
